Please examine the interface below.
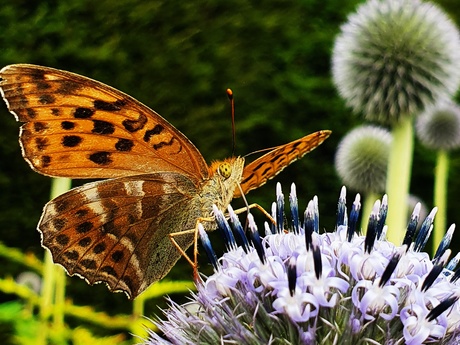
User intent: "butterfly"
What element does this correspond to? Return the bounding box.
[0,64,331,298]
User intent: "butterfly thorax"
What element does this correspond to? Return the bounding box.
[199,157,245,230]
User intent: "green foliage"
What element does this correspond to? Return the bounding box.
[0,240,194,343]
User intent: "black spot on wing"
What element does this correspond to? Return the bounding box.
[36,81,51,90]
[122,113,147,132]
[27,108,37,118]
[74,107,95,119]
[93,99,126,111]
[111,250,124,263]
[35,137,49,151]
[80,259,97,270]
[18,96,28,108]
[74,209,89,218]
[62,135,82,147]
[101,265,118,278]
[92,120,115,135]
[115,139,134,152]
[260,166,272,177]
[143,124,164,142]
[241,172,255,185]
[33,122,48,133]
[41,155,51,167]
[153,137,176,150]
[55,233,70,246]
[52,218,66,231]
[54,199,70,213]
[270,154,287,165]
[63,250,79,261]
[56,80,81,94]
[39,94,55,104]
[100,220,121,237]
[89,151,112,165]
[61,121,75,130]
[93,242,106,254]
[76,221,93,234]
[30,69,46,80]
[78,237,92,247]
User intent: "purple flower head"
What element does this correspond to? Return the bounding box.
[144,183,460,345]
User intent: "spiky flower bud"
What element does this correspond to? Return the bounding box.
[332,0,460,124]
[416,101,460,150]
[335,125,391,193]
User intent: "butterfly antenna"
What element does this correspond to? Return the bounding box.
[227,89,236,156]
[243,145,280,159]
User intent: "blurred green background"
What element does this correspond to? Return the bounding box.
[0,0,459,342]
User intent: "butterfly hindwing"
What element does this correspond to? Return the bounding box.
[0,64,209,179]
[39,172,202,298]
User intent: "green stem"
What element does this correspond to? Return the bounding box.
[54,267,66,330]
[385,116,414,245]
[433,150,449,254]
[51,178,71,330]
[38,251,55,345]
[38,178,71,344]
[132,293,145,318]
[360,192,378,234]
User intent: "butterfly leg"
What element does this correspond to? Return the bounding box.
[231,203,276,225]
[168,216,214,283]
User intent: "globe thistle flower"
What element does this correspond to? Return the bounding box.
[332,0,460,245]
[416,102,460,151]
[416,101,460,254]
[335,125,391,194]
[144,184,460,345]
[332,0,460,123]
[335,125,391,233]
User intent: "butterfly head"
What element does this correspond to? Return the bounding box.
[212,157,244,179]
[217,161,232,179]
[207,157,245,204]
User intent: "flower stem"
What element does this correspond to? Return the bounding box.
[386,116,414,245]
[38,177,71,344]
[433,149,448,254]
[50,178,71,331]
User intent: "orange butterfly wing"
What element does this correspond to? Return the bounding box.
[0,64,208,179]
[39,173,203,298]
[234,130,331,197]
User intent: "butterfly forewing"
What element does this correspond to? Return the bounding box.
[234,130,331,197]
[0,64,209,179]
[40,173,202,298]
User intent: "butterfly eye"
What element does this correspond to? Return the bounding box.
[218,162,232,179]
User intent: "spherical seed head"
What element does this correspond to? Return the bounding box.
[335,125,391,193]
[416,101,460,150]
[332,0,460,125]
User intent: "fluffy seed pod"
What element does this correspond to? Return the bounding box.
[332,0,460,124]
[416,101,460,150]
[335,125,391,193]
